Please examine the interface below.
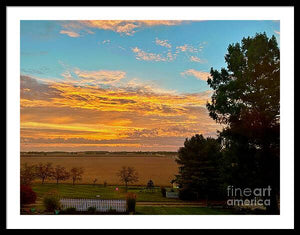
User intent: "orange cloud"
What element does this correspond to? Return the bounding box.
[60,30,80,38]
[181,69,211,81]
[20,75,220,151]
[60,20,183,37]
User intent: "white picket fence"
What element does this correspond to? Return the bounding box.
[60,199,127,212]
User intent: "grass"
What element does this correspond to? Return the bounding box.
[24,183,267,215]
[26,183,258,215]
[135,206,235,215]
[26,183,267,215]
[22,206,235,215]
[31,183,180,202]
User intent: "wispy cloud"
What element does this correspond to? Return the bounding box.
[132,40,206,63]
[59,30,81,38]
[155,38,172,48]
[176,44,202,53]
[274,30,280,35]
[73,69,126,85]
[57,63,127,86]
[181,69,211,81]
[131,47,175,62]
[59,20,184,37]
[190,55,206,63]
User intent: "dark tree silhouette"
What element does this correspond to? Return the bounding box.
[20,163,36,186]
[52,165,70,184]
[207,33,280,214]
[175,134,222,200]
[70,167,84,185]
[117,166,139,191]
[35,162,54,184]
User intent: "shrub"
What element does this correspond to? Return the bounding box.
[160,186,166,197]
[20,185,37,205]
[87,206,97,214]
[43,190,60,212]
[126,192,136,213]
[147,179,154,190]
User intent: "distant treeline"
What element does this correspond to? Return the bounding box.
[21,151,108,154]
[20,151,177,156]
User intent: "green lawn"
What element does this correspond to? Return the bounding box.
[135,206,234,215]
[26,183,247,215]
[31,183,180,202]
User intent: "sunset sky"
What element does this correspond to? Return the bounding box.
[20,20,280,151]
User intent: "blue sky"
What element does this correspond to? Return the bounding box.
[21,20,280,93]
[20,20,280,151]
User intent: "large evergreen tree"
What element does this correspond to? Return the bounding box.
[207,33,280,213]
[175,134,222,200]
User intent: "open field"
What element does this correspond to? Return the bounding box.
[21,154,178,186]
[21,152,177,158]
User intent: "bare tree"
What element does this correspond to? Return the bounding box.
[35,162,54,184]
[52,165,70,184]
[116,166,139,191]
[20,163,36,185]
[70,167,84,185]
